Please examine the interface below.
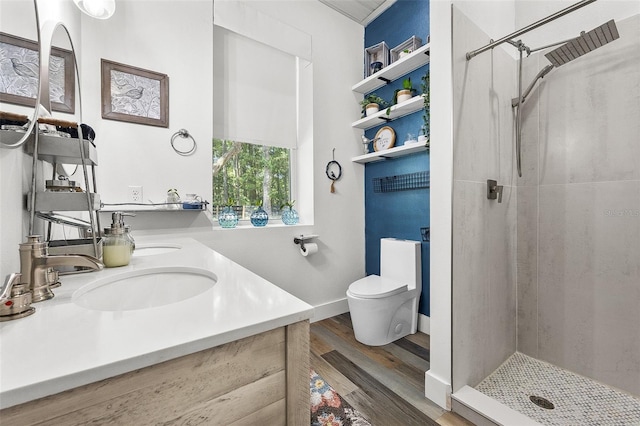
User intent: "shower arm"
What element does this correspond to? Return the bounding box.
[528,37,576,54]
[509,37,573,108]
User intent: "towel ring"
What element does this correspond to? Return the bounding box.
[171,129,197,156]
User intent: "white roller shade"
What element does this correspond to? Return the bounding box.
[213,25,298,149]
[213,0,312,63]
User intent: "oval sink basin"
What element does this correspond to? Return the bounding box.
[73,266,216,311]
[132,243,182,257]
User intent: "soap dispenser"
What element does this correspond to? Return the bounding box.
[102,212,135,267]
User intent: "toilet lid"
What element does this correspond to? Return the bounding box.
[348,275,408,299]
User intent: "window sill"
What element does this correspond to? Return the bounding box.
[211,221,311,230]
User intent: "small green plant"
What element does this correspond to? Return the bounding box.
[403,49,411,54]
[280,200,296,209]
[359,94,387,109]
[360,94,388,117]
[255,199,264,207]
[390,78,416,106]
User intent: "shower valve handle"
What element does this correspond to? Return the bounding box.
[487,180,503,203]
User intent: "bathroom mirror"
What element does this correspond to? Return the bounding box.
[0,0,41,149]
[41,22,83,177]
[39,22,78,118]
[45,24,76,115]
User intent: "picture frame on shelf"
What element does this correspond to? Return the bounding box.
[101,59,169,128]
[0,32,75,113]
[390,35,423,63]
[365,41,389,77]
[373,125,396,152]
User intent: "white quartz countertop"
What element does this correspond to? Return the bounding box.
[0,236,314,409]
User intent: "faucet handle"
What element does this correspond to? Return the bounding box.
[487,179,504,203]
[0,273,21,302]
[0,273,36,321]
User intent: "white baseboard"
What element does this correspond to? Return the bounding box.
[418,313,430,334]
[425,370,452,410]
[311,298,349,323]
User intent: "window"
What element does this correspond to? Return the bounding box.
[212,139,291,220]
[213,2,313,225]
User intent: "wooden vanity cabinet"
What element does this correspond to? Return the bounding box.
[0,321,309,425]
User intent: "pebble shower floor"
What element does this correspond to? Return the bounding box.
[476,352,640,425]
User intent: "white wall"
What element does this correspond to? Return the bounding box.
[81,0,213,204]
[1,0,366,320]
[196,0,366,315]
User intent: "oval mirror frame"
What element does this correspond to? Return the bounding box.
[41,21,83,177]
[0,0,41,149]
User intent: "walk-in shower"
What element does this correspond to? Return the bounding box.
[450,0,640,424]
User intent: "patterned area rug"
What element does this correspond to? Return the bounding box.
[310,369,372,426]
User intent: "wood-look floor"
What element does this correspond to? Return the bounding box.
[311,313,474,426]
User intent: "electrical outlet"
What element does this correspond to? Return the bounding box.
[128,186,143,203]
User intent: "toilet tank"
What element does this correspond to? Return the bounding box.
[380,238,421,290]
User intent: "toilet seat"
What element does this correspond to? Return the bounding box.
[348,275,408,299]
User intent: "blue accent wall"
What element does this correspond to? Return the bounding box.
[364,0,430,316]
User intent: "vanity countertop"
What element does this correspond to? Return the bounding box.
[0,236,314,409]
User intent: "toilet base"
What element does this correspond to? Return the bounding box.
[347,292,419,346]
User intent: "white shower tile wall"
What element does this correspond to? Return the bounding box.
[476,352,640,426]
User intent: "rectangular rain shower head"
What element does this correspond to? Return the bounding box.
[545,19,619,67]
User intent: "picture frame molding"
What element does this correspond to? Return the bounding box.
[0,31,75,113]
[101,58,169,128]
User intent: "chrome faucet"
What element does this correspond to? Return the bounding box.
[18,235,104,303]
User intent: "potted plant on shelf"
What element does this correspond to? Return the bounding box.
[360,94,388,118]
[280,200,299,225]
[398,48,412,59]
[395,77,415,104]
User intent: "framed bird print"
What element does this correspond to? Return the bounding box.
[0,32,75,113]
[101,59,169,127]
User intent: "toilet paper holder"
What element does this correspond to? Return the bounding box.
[293,234,318,254]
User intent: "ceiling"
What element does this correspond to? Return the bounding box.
[317,0,397,25]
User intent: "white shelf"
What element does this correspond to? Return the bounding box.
[351,142,428,164]
[101,206,205,212]
[352,43,430,94]
[29,192,101,212]
[26,133,98,166]
[352,95,424,130]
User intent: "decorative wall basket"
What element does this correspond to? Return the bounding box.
[390,36,422,63]
[365,41,389,77]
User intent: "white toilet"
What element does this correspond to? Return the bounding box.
[347,238,422,346]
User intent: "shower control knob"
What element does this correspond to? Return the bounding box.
[487,180,504,203]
